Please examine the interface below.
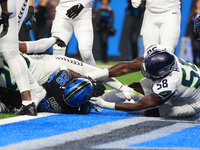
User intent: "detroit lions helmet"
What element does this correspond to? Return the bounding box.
[141,50,175,80]
[63,77,93,107]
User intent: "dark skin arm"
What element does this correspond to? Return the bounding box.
[108,56,144,77]
[68,69,82,78]
[115,93,165,111]
[0,1,8,14]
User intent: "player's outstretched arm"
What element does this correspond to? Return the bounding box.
[85,56,144,81]
[90,93,165,111]
[19,37,56,53]
[108,56,144,77]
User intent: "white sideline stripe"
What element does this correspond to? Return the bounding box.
[0,113,55,125]
[93,123,197,149]
[0,117,162,150]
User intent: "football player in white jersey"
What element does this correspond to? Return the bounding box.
[51,0,96,66]
[0,0,46,116]
[88,45,200,118]
[0,36,140,112]
[131,0,181,53]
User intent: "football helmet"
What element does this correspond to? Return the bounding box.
[142,50,175,80]
[63,77,93,107]
[144,44,167,57]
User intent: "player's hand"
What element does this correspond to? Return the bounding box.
[92,80,106,97]
[54,36,66,47]
[24,6,36,30]
[120,85,143,101]
[90,97,105,108]
[66,3,84,19]
[0,12,12,38]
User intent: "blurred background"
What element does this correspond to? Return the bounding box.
[31,0,196,63]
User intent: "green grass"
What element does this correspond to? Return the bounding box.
[0,113,17,119]
[0,61,144,120]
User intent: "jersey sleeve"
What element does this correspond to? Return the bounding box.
[152,77,177,101]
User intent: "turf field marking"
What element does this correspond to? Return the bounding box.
[92,122,197,149]
[0,113,54,125]
[0,117,161,150]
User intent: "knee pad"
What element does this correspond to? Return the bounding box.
[79,50,93,61]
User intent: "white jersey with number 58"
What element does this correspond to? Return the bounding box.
[152,56,200,104]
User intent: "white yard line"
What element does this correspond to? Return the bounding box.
[0,113,55,125]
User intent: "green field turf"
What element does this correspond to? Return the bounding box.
[0,61,144,119]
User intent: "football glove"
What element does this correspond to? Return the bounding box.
[92,80,106,97]
[120,85,143,101]
[54,36,66,47]
[24,6,36,30]
[0,12,12,38]
[90,97,115,109]
[66,3,84,19]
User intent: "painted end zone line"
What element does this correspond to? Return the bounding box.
[0,113,55,125]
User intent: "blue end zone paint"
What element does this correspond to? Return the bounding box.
[130,124,200,149]
[0,109,137,147]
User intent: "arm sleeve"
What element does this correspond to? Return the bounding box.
[80,0,93,7]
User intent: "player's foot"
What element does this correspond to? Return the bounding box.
[31,86,46,106]
[0,101,9,113]
[15,102,37,116]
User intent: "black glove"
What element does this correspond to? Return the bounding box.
[24,6,36,30]
[92,80,106,97]
[66,3,84,19]
[54,36,66,47]
[0,12,12,38]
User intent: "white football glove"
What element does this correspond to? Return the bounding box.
[84,69,109,81]
[90,97,115,109]
[120,85,144,101]
[131,0,142,8]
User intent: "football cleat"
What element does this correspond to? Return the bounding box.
[0,101,9,113]
[15,102,37,116]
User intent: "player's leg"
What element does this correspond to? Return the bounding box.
[141,10,160,51]
[16,0,29,31]
[1,2,45,115]
[160,8,180,53]
[51,11,73,55]
[74,17,96,66]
